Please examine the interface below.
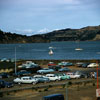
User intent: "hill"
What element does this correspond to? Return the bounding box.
[0,30,49,43]
[0,25,100,43]
[42,25,100,41]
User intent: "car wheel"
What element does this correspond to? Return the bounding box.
[7,85,10,88]
[32,82,36,85]
[18,82,21,85]
[0,76,2,78]
[7,75,10,78]
[56,79,59,81]
[44,81,48,83]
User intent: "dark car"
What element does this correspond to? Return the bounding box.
[75,71,90,78]
[43,94,64,100]
[81,63,90,68]
[48,65,61,71]
[0,80,13,88]
[14,70,31,76]
[0,72,10,78]
[34,75,50,83]
[58,67,71,72]
[75,62,84,67]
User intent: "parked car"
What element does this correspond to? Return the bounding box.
[75,62,84,67]
[55,73,70,80]
[46,74,60,81]
[48,62,56,66]
[13,76,38,84]
[48,65,61,71]
[0,80,13,88]
[33,75,50,83]
[74,71,89,78]
[87,63,99,68]
[81,63,90,68]
[37,68,55,74]
[0,58,10,62]
[0,72,10,78]
[58,67,71,72]
[14,70,31,76]
[18,61,39,69]
[43,94,64,100]
[58,61,73,67]
[66,72,81,79]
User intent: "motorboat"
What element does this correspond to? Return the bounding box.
[75,48,83,51]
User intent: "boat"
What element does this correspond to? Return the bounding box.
[75,48,83,51]
[49,46,53,49]
[49,49,53,55]
[75,41,83,51]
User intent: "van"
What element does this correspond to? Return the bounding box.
[43,94,64,100]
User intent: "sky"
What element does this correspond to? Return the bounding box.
[0,0,100,35]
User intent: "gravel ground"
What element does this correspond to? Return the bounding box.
[0,84,97,100]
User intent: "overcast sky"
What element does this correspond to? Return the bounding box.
[0,0,100,35]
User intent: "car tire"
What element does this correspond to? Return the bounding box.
[56,79,59,81]
[7,85,10,88]
[32,82,36,85]
[18,82,21,85]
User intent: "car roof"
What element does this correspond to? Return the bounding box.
[46,74,54,75]
[21,76,32,78]
[44,94,63,98]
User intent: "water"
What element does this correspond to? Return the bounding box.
[0,41,100,60]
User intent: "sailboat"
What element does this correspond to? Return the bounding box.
[75,41,83,51]
[49,49,53,55]
[75,48,83,51]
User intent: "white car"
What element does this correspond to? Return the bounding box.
[33,75,46,78]
[87,63,99,68]
[45,74,60,81]
[66,72,80,79]
[13,76,38,84]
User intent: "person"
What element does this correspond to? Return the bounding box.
[94,72,97,78]
[90,72,93,78]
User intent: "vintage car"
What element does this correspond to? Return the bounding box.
[33,75,50,83]
[58,61,73,67]
[58,67,71,72]
[37,68,55,74]
[0,80,13,88]
[13,76,38,84]
[55,73,70,80]
[45,74,60,81]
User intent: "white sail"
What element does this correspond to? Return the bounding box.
[49,49,53,55]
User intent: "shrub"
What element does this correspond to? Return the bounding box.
[0,92,3,97]
[44,88,48,91]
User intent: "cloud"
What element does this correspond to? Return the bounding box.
[37,28,50,34]
[14,29,34,36]
[14,28,51,35]
[57,0,80,5]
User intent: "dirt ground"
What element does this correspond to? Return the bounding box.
[0,84,97,100]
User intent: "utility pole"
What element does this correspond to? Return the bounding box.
[15,47,17,74]
[96,61,100,100]
[65,82,69,100]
